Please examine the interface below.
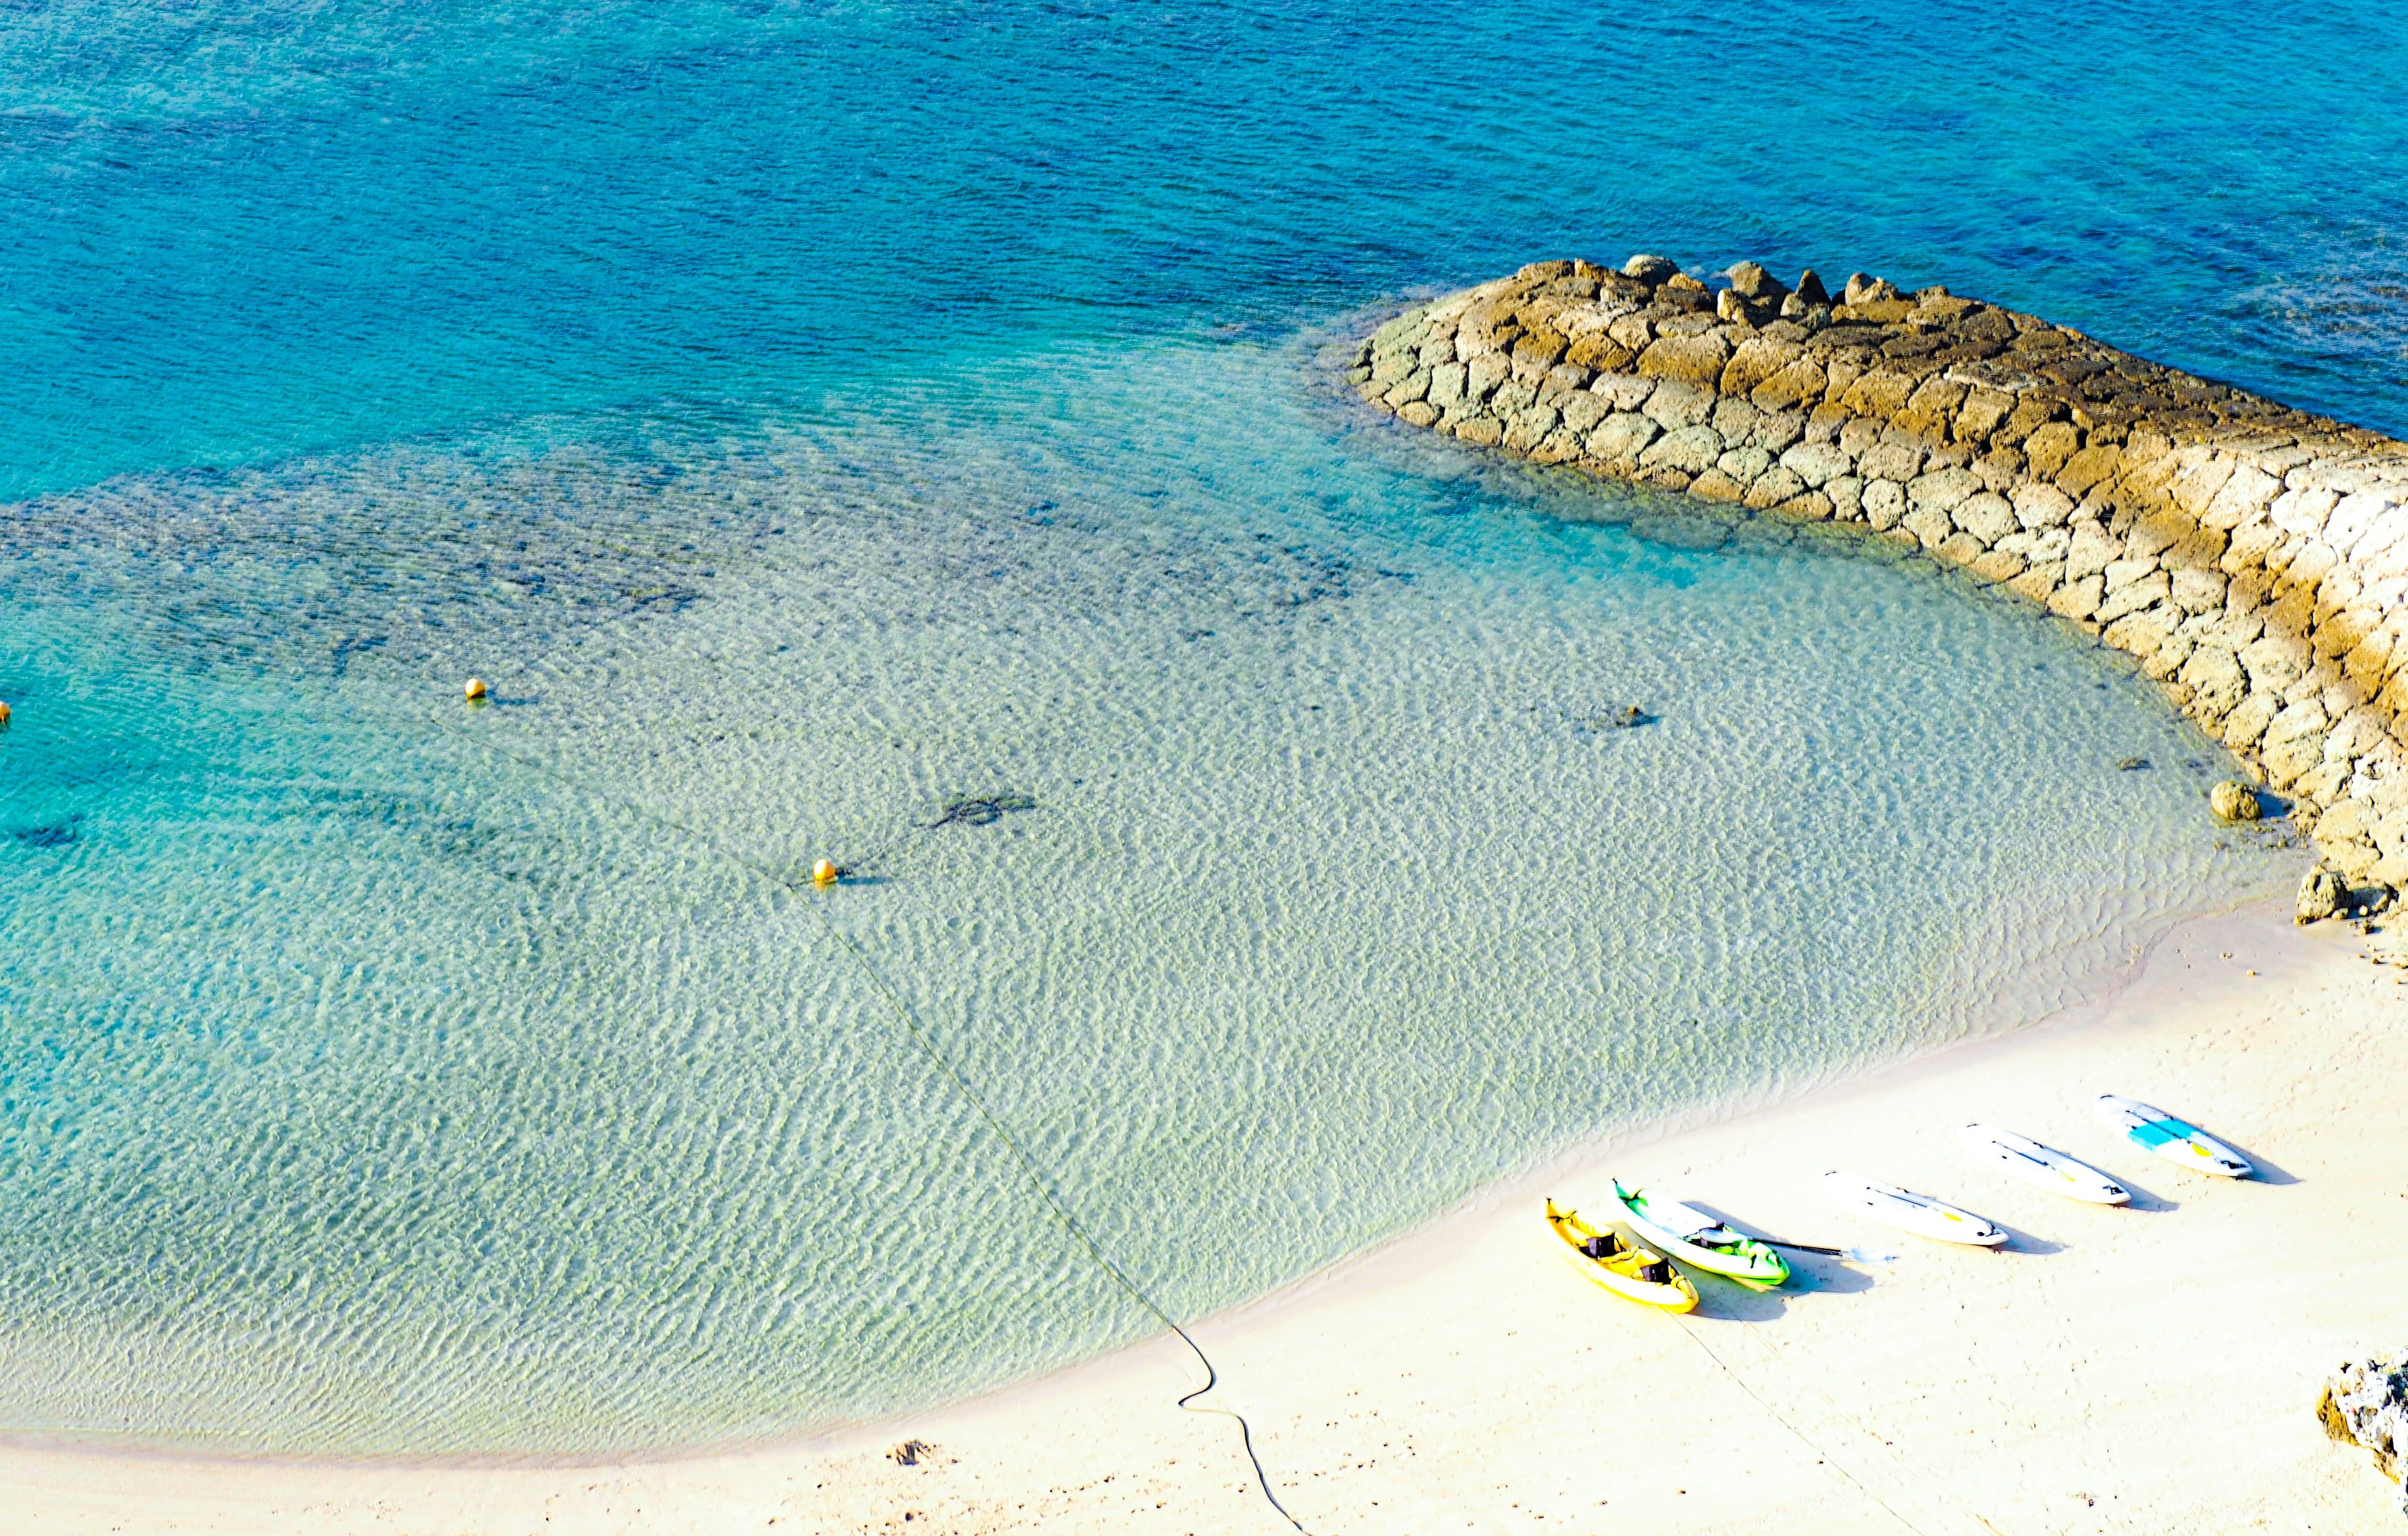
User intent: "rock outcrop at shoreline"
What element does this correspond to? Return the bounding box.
[2320,1353,2408,1513]
[1349,256,2408,888]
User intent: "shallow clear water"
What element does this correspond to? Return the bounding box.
[0,0,2386,1456]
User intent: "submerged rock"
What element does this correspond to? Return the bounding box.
[8,813,81,850]
[2297,866,2348,924]
[2210,780,2263,823]
[2318,1353,2407,1513]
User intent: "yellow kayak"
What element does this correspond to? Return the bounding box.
[1543,1198,1699,1312]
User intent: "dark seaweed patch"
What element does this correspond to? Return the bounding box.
[924,794,1037,829]
[9,813,83,849]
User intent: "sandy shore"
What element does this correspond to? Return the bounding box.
[8,897,2405,1534]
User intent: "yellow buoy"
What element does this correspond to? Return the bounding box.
[811,858,840,888]
[465,678,488,702]
[0,700,11,729]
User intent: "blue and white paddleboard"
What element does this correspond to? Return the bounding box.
[2093,1095,2251,1179]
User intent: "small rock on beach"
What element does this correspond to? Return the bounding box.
[2210,780,2262,823]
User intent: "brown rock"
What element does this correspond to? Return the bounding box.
[1746,466,1808,508]
[1839,369,1918,418]
[1565,333,1634,372]
[1637,332,1733,387]
[1726,261,1787,303]
[2057,442,2124,497]
[2025,421,2083,479]
[2006,564,2061,605]
[1721,337,1802,397]
[1896,377,1970,439]
[1512,327,1568,369]
[1955,387,2017,444]
[2051,573,2106,621]
[1751,359,1829,412]
[1691,469,1749,502]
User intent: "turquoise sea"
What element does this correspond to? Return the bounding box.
[1,0,2399,1456]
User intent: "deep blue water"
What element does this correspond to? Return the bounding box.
[0,0,2389,1458]
[5,0,2404,502]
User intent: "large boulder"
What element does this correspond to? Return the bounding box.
[2210,779,2263,822]
[2298,866,2348,924]
[2318,1352,2407,1513]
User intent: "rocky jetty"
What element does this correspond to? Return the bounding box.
[2319,1352,2408,1513]
[1351,256,2408,890]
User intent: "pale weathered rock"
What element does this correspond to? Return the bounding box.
[1780,441,1852,487]
[1640,424,1724,476]
[1643,379,1716,431]
[1353,254,2408,882]
[2210,779,2263,821]
[1587,412,1660,463]
[1859,439,1925,483]
[1862,479,1906,531]
[2296,866,2348,923]
[2318,1353,2407,1512]
[1842,273,1899,305]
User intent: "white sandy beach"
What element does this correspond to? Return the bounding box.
[8,897,2405,1534]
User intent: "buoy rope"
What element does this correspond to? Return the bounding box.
[1669,1315,1928,1535]
[424,710,1311,1535]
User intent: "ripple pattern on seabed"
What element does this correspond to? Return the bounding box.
[0,342,2295,1453]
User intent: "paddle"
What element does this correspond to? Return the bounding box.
[1762,1238,1898,1263]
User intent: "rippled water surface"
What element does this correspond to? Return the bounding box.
[1,0,2390,1455]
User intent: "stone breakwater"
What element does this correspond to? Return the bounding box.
[1350,256,2408,890]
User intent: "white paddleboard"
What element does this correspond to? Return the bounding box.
[1960,1123,2130,1204]
[1821,1172,2007,1246]
[2094,1095,2251,1179]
